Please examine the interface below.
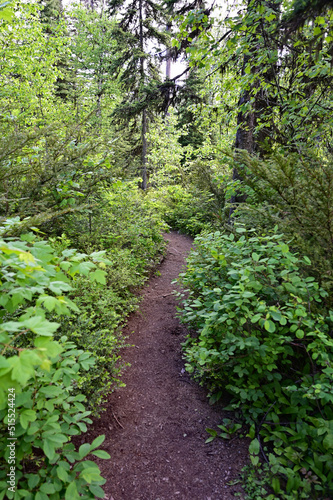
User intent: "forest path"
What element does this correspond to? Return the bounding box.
[88,231,248,500]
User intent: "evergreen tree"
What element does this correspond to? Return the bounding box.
[39,0,74,101]
[107,0,170,189]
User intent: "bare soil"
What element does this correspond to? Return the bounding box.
[83,231,249,500]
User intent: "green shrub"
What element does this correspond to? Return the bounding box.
[58,269,136,414]
[0,230,111,498]
[49,183,167,413]
[66,181,166,261]
[177,228,333,498]
[160,185,217,236]
[224,149,333,297]
[0,337,109,500]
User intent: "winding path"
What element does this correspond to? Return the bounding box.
[87,232,248,500]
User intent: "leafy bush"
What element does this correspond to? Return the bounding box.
[160,185,217,236]
[46,183,168,413]
[0,231,111,498]
[224,148,333,297]
[58,268,136,414]
[66,181,166,262]
[177,228,333,498]
[56,282,129,414]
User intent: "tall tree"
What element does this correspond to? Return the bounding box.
[229,1,282,219]
[173,0,333,217]
[107,0,170,189]
[39,0,74,101]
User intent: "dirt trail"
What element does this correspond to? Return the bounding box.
[88,232,249,500]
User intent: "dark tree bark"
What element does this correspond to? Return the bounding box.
[141,108,148,190]
[139,0,148,190]
[228,0,281,222]
[228,54,255,222]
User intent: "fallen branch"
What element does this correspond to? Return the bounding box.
[112,412,124,429]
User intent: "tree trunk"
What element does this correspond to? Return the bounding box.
[164,23,172,118]
[228,54,255,222]
[139,0,147,190]
[228,0,282,222]
[166,24,171,79]
[142,108,148,190]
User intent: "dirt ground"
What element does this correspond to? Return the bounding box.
[83,231,249,500]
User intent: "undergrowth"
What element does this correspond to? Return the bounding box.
[152,185,217,236]
[0,182,167,497]
[53,183,167,414]
[176,227,333,499]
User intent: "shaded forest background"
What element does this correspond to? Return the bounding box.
[0,0,333,498]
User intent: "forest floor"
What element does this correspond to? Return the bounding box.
[82,231,249,500]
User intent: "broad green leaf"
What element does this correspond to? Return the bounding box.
[90,434,105,450]
[90,269,107,285]
[272,477,280,493]
[48,281,72,294]
[39,386,62,397]
[23,316,60,336]
[10,351,40,385]
[249,438,260,455]
[323,433,333,450]
[270,310,281,321]
[88,484,105,498]
[20,409,36,429]
[0,321,24,333]
[91,450,111,459]
[80,466,103,483]
[35,492,49,500]
[40,482,56,494]
[79,443,91,459]
[28,475,40,489]
[65,482,80,500]
[251,314,261,323]
[57,466,69,482]
[46,433,68,445]
[296,329,304,339]
[69,261,96,276]
[43,439,56,460]
[38,295,61,312]
[264,320,276,333]
[34,337,63,358]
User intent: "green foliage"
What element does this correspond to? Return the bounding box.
[177,228,333,498]
[0,1,125,232]
[0,0,13,21]
[158,185,216,236]
[206,418,243,443]
[67,4,119,114]
[0,229,113,498]
[51,183,167,413]
[0,121,116,224]
[236,463,276,500]
[146,112,185,186]
[225,148,333,297]
[58,263,136,414]
[58,285,129,415]
[68,181,166,260]
[0,337,109,500]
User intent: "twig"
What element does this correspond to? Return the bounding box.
[112,412,124,429]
